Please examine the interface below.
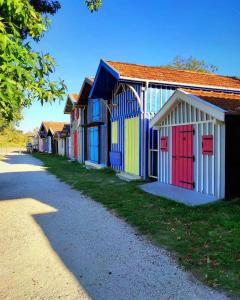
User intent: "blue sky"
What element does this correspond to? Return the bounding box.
[19,0,240,132]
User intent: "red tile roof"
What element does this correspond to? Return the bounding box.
[182,89,240,113]
[106,60,240,90]
[69,93,79,102]
[64,93,79,114]
[42,122,69,134]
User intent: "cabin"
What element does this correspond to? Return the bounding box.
[54,124,70,157]
[86,85,109,168]
[38,122,49,152]
[33,134,39,151]
[64,93,79,160]
[90,59,240,182]
[150,88,240,200]
[64,77,108,167]
[75,77,94,163]
[38,122,67,154]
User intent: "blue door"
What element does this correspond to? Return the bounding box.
[89,127,99,163]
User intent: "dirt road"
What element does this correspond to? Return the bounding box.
[0,153,227,299]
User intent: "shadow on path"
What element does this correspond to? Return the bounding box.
[0,154,227,300]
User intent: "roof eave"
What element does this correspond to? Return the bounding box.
[89,59,120,98]
[120,76,240,93]
[77,77,94,105]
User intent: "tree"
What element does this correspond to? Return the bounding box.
[0,0,102,128]
[166,56,218,73]
[20,1,61,38]
[85,0,102,12]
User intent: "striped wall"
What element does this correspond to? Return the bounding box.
[86,98,108,166]
[145,85,175,114]
[110,83,142,174]
[100,124,107,165]
[111,84,142,119]
[78,109,85,163]
[110,82,177,177]
[78,127,84,163]
[66,136,71,158]
[58,138,65,156]
[157,100,225,198]
[88,98,107,123]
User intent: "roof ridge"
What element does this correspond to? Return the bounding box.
[106,59,240,80]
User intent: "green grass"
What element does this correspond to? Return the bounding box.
[33,152,240,296]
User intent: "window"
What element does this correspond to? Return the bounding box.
[160,136,168,152]
[202,135,213,155]
[112,121,118,144]
[92,99,100,121]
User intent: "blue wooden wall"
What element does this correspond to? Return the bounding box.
[110,82,177,177]
[87,98,108,166]
[110,84,142,174]
[78,109,85,163]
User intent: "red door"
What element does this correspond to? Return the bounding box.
[74,130,78,160]
[172,125,194,190]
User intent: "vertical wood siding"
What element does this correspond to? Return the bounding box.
[157,100,225,198]
[88,99,107,123]
[124,117,139,175]
[100,124,107,165]
[111,121,118,144]
[110,83,178,177]
[58,138,65,156]
[110,83,142,173]
[145,85,175,114]
[77,108,85,163]
[86,99,108,166]
[78,127,84,163]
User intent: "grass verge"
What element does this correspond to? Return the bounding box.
[33,152,240,296]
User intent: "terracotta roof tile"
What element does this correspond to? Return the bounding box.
[42,122,69,134]
[69,93,79,102]
[182,89,240,113]
[106,60,240,90]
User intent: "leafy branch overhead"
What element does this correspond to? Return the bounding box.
[0,0,102,126]
[85,0,102,12]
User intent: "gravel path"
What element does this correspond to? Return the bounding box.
[0,153,227,300]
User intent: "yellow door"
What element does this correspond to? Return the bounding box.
[124,117,139,175]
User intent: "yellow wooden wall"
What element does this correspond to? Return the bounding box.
[124,117,139,175]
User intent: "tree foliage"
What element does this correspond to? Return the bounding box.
[30,0,61,15]
[166,56,218,73]
[0,124,32,147]
[0,0,66,125]
[0,0,102,128]
[85,0,102,12]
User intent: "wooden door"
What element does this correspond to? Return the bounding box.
[89,127,99,163]
[172,125,194,190]
[124,117,139,176]
[74,130,78,160]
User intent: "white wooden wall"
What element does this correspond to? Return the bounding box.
[48,136,52,154]
[157,100,225,198]
[58,138,65,156]
[39,138,44,152]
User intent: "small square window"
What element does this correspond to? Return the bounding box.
[160,136,168,152]
[202,135,213,155]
